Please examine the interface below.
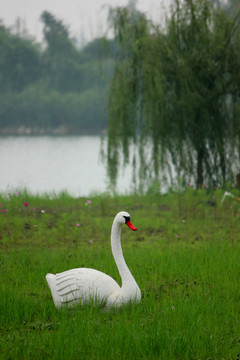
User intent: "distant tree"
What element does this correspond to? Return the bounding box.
[81,38,120,62]
[106,0,240,190]
[41,11,76,56]
[0,24,40,92]
[40,11,81,91]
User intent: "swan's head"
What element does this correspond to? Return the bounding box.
[115,211,137,231]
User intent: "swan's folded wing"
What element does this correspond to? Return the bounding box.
[55,269,81,305]
[55,268,119,306]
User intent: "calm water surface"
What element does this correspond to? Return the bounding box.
[0,136,132,197]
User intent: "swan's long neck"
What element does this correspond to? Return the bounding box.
[111,219,136,287]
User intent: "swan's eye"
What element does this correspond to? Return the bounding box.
[123,216,130,223]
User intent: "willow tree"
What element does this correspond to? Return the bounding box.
[107,0,240,190]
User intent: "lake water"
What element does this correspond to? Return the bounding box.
[0,136,133,197]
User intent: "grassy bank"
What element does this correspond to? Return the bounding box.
[1,189,240,359]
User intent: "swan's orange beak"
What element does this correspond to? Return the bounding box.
[126,220,137,231]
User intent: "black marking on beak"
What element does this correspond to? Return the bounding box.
[123,215,130,224]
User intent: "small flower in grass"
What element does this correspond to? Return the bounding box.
[1,209,6,213]
[189,182,193,187]
[89,240,93,244]
[85,199,92,205]
[24,202,29,207]
[76,223,80,227]
[14,191,19,197]
[41,210,45,214]
[176,234,180,238]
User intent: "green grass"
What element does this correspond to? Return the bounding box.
[1,188,240,359]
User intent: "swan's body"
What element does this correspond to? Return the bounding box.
[46,211,141,309]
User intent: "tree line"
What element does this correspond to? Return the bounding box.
[0,11,116,134]
[106,0,240,189]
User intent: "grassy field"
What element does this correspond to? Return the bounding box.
[1,188,240,359]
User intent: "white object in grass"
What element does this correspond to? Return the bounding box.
[220,191,234,205]
[46,211,141,309]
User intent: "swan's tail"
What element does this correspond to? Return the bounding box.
[46,273,61,308]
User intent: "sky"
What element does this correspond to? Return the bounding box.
[0,0,171,45]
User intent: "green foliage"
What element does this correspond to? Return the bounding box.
[1,190,240,359]
[0,13,115,134]
[0,85,109,133]
[41,11,76,57]
[0,24,40,92]
[107,0,240,190]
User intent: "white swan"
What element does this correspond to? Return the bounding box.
[46,211,141,309]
